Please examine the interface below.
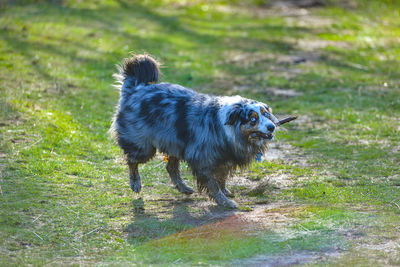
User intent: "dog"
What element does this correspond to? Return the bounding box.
[110,54,279,208]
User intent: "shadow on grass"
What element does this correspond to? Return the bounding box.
[126,197,236,246]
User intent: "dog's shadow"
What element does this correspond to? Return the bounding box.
[126,197,236,244]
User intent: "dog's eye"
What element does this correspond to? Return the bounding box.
[250,117,257,123]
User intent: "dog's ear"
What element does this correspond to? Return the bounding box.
[262,104,272,113]
[225,104,243,125]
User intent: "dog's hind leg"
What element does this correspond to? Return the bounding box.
[120,140,156,193]
[166,156,194,195]
[128,161,141,193]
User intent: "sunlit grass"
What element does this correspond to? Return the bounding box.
[1,0,400,265]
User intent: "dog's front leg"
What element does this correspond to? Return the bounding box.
[196,170,237,209]
[223,187,234,198]
[128,161,141,193]
[218,179,234,198]
[208,179,237,209]
[166,156,194,195]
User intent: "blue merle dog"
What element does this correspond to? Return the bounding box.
[110,54,279,208]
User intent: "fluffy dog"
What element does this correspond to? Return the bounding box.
[111,54,279,208]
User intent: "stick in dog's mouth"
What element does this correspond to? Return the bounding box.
[249,116,297,140]
[276,116,297,126]
[250,132,273,140]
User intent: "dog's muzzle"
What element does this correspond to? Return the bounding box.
[250,131,274,141]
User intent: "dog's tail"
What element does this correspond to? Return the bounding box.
[115,53,161,88]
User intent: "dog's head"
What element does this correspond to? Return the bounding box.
[225,101,279,145]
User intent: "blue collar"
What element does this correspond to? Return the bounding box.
[255,153,263,162]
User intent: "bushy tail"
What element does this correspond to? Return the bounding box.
[116,53,161,87]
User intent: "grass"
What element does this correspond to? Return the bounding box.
[1,0,400,265]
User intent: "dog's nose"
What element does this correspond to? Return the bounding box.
[267,124,275,132]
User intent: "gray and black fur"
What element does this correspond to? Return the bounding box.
[111,54,279,208]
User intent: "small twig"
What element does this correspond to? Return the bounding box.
[298,223,310,232]
[78,227,102,239]
[44,258,60,267]
[32,231,43,240]
[43,257,60,266]
[23,137,43,150]
[173,258,182,264]
[347,62,368,71]
[392,201,400,210]
[277,116,297,126]
[58,202,79,216]
[32,214,42,223]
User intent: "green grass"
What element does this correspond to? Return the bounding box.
[128,231,344,265]
[1,0,400,265]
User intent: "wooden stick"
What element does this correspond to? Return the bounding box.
[277,116,297,126]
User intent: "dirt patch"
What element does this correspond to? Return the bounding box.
[223,50,320,68]
[266,140,309,167]
[268,53,320,80]
[258,173,294,190]
[216,48,322,93]
[275,52,321,65]
[360,239,400,254]
[159,214,251,241]
[285,15,333,29]
[264,142,293,161]
[271,0,325,9]
[229,141,308,192]
[243,204,300,229]
[296,39,350,50]
[228,85,303,98]
[248,0,325,18]
[265,88,303,97]
[223,51,274,68]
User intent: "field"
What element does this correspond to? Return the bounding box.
[1,0,400,265]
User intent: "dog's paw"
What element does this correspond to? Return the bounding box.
[215,191,238,209]
[130,179,142,193]
[223,199,238,209]
[176,183,195,195]
[223,188,235,198]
